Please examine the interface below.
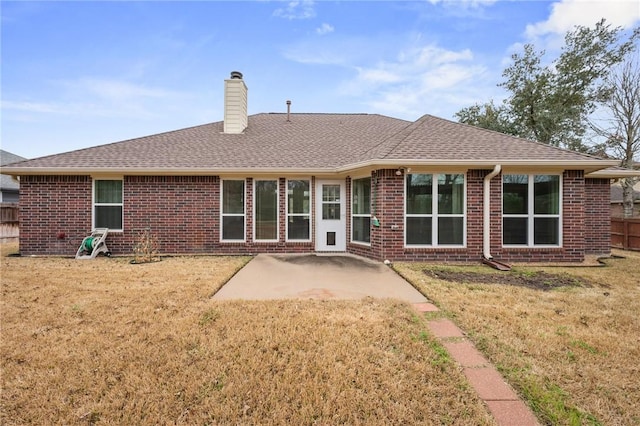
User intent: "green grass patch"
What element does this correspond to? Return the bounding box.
[521,378,602,426]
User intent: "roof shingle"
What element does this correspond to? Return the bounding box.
[1,113,619,175]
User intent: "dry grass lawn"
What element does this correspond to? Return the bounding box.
[395,250,640,426]
[1,243,493,425]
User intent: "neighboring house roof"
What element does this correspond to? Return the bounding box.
[1,113,621,176]
[589,165,640,179]
[611,182,640,203]
[0,149,27,191]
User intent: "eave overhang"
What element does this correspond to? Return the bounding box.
[585,167,640,179]
[1,159,620,178]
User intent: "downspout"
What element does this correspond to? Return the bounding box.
[483,165,501,260]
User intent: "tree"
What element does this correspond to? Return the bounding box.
[591,56,640,217]
[456,19,639,151]
[454,100,519,135]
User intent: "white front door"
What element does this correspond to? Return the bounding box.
[315,180,346,251]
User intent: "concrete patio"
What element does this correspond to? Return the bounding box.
[212,253,428,302]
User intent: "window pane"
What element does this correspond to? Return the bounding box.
[322,185,340,202]
[288,216,310,240]
[323,203,340,220]
[222,216,244,240]
[352,216,371,243]
[406,174,432,214]
[288,180,310,214]
[503,175,528,214]
[438,174,464,214]
[406,217,432,245]
[534,218,559,245]
[352,178,371,215]
[95,206,122,229]
[223,180,244,214]
[255,180,278,240]
[503,217,527,245]
[95,180,122,203]
[438,217,464,245]
[534,175,559,214]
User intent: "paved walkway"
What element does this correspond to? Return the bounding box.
[214,253,539,426]
[414,303,539,426]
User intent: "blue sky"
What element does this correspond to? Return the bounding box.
[1,0,639,159]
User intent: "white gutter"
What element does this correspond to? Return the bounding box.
[483,165,501,260]
[0,158,621,178]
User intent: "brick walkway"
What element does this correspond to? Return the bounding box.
[414,302,540,426]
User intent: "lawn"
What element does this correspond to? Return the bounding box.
[0,243,492,425]
[395,250,640,426]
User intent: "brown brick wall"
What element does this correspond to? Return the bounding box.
[492,170,585,263]
[368,169,593,263]
[585,178,611,255]
[370,169,485,262]
[347,173,379,259]
[18,175,317,256]
[114,175,219,254]
[19,175,92,255]
[377,169,405,261]
[18,172,607,262]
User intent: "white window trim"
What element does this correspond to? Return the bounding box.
[404,173,467,248]
[502,174,563,248]
[221,179,246,242]
[92,178,124,232]
[253,178,279,243]
[285,178,312,242]
[351,177,372,246]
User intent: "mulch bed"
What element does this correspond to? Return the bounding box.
[423,269,594,291]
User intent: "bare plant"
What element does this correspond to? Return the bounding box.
[132,228,160,263]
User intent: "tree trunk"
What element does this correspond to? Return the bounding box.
[621,178,636,218]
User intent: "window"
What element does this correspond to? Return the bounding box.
[503,174,561,246]
[322,185,341,220]
[254,180,278,241]
[405,174,465,246]
[287,179,310,240]
[94,179,123,231]
[352,177,371,244]
[221,179,245,241]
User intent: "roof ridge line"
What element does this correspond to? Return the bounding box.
[265,112,372,116]
[363,115,430,161]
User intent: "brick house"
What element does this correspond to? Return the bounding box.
[2,72,627,263]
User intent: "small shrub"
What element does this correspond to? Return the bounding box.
[132,228,160,264]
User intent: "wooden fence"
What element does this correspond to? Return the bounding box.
[1,203,19,241]
[611,217,640,251]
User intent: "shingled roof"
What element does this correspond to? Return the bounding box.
[1,112,619,176]
[1,150,27,190]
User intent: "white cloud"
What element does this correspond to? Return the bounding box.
[68,78,178,102]
[425,0,499,15]
[427,0,497,6]
[1,100,67,114]
[282,31,498,119]
[526,0,640,38]
[273,0,316,20]
[281,37,374,66]
[341,44,491,119]
[316,23,334,35]
[2,78,187,121]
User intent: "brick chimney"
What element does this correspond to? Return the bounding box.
[223,71,248,134]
